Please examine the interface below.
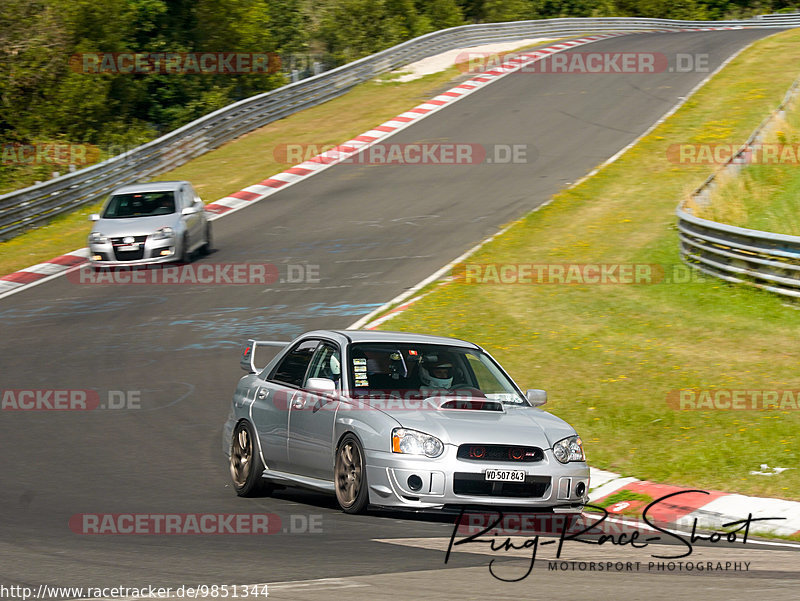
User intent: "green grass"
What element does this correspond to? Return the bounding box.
[381,29,800,501]
[758,531,800,543]
[588,490,655,517]
[696,95,800,234]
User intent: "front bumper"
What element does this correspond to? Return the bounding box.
[89,237,177,266]
[364,446,589,511]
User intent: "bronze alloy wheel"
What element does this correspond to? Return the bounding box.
[230,421,270,497]
[335,435,369,513]
[230,425,252,488]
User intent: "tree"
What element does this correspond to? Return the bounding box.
[424,0,466,29]
[482,0,534,22]
[0,0,69,139]
[318,0,407,63]
[268,0,311,55]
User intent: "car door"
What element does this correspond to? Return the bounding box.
[251,339,319,472]
[180,184,202,250]
[287,341,341,480]
[187,183,206,247]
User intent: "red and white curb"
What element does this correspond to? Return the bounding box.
[0,249,89,299]
[0,27,741,301]
[589,467,800,536]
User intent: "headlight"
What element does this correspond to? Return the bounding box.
[88,232,107,244]
[391,428,444,458]
[553,435,585,464]
[153,226,175,240]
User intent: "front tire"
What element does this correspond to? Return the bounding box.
[200,222,212,255]
[180,233,192,263]
[230,421,272,497]
[334,434,369,514]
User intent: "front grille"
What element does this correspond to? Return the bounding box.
[457,444,544,463]
[453,473,550,498]
[110,235,148,245]
[111,235,148,261]
[113,247,145,260]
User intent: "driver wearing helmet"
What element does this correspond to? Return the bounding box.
[419,355,455,395]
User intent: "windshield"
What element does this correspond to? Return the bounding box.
[102,191,176,218]
[348,342,528,405]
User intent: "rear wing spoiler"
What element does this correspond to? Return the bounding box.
[240,339,290,373]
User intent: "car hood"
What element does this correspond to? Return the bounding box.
[92,214,180,237]
[378,401,578,448]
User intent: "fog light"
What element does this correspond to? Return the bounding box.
[407,475,423,491]
[575,482,586,497]
[160,249,172,256]
[91,255,102,261]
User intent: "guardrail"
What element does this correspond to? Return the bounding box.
[677,79,800,298]
[3,15,800,241]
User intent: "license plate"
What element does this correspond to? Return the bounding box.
[484,470,526,482]
[118,244,139,251]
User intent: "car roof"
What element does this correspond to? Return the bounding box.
[302,330,479,349]
[111,181,188,195]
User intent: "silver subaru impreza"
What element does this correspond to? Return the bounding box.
[223,330,589,514]
[88,180,211,266]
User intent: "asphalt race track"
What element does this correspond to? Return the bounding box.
[1,29,798,599]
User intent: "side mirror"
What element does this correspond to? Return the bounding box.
[181,206,200,216]
[306,378,337,394]
[89,214,100,221]
[526,389,547,407]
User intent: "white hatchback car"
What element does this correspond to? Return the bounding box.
[88,180,211,266]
